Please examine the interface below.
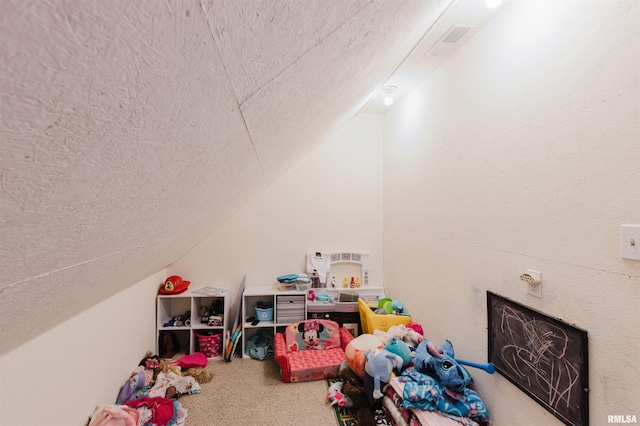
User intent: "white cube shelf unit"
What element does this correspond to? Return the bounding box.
[241,285,307,359]
[156,290,230,360]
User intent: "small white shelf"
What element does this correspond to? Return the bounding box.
[241,285,307,359]
[156,289,230,360]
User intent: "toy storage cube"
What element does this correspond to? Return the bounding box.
[276,295,305,324]
[195,331,222,357]
[358,298,411,334]
[255,304,274,321]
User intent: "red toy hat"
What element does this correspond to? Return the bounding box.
[159,275,190,295]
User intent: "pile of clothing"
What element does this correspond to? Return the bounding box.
[88,352,212,426]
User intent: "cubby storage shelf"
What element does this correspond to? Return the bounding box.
[156,290,229,360]
[241,285,307,359]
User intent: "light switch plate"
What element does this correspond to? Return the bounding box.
[620,224,640,261]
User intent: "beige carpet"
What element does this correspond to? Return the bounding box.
[179,357,337,426]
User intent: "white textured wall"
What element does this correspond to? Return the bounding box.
[383,1,639,425]
[0,269,165,426]
[169,113,384,289]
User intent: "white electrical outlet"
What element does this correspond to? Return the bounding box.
[528,282,542,298]
[520,270,542,298]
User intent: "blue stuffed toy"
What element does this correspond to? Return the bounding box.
[414,340,472,393]
[364,348,403,406]
[384,337,412,368]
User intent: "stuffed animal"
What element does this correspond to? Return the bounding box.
[337,365,376,426]
[384,337,412,367]
[364,348,403,406]
[406,322,424,336]
[414,340,472,394]
[326,381,354,407]
[373,324,423,348]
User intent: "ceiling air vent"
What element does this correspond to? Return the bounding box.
[428,24,476,57]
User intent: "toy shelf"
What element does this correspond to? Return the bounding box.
[241,285,307,359]
[156,290,229,360]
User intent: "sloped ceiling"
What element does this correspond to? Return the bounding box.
[0,0,458,354]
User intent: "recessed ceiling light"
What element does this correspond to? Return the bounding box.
[382,85,397,106]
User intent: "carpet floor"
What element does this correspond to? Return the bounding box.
[178,357,338,425]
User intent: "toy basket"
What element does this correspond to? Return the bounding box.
[195,332,222,357]
[358,298,411,334]
[255,302,274,321]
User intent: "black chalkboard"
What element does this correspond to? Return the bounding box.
[487,292,589,426]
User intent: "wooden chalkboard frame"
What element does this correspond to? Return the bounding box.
[487,292,589,426]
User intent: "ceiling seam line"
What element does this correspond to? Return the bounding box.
[237,1,374,105]
[197,0,268,181]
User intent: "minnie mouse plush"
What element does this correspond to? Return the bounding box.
[298,320,325,349]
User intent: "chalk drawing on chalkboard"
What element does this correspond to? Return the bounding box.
[487,292,588,426]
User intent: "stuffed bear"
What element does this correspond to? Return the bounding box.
[337,366,376,426]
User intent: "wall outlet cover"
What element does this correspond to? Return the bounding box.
[528,283,542,298]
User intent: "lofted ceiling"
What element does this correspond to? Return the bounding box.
[0,0,507,355]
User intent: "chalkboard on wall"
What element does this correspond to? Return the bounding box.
[487,292,589,426]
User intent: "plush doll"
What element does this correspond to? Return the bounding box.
[364,348,403,406]
[384,337,412,368]
[399,341,491,425]
[337,365,376,426]
[406,322,424,336]
[414,340,472,394]
[373,324,423,348]
[326,381,354,408]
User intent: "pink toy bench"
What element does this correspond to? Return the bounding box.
[274,319,354,383]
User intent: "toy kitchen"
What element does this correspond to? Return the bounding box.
[304,251,385,337]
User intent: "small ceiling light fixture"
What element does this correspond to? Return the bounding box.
[382,85,397,106]
[485,0,503,8]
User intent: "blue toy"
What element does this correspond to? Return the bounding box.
[414,340,472,393]
[364,348,403,406]
[384,337,412,367]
